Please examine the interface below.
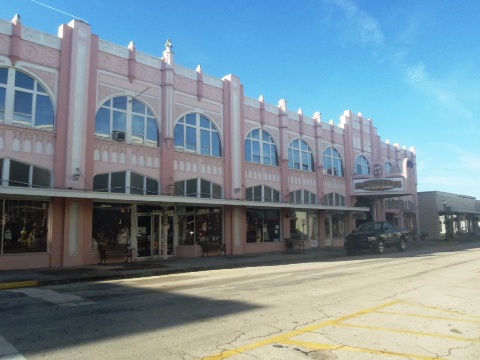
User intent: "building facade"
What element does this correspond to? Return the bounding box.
[0,15,418,270]
[418,191,480,241]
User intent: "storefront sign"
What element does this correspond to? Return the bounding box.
[388,200,405,210]
[353,178,404,193]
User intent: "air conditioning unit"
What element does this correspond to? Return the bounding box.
[112,131,126,141]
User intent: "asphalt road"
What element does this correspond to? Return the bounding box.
[1,243,479,359]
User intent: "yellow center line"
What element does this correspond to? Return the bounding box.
[336,322,480,343]
[281,339,446,360]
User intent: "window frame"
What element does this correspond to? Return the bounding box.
[174,113,222,157]
[354,155,370,175]
[245,185,280,202]
[95,96,160,147]
[323,147,344,177]
[288,139,314,172]
[0,158,52,188]
[0,67,55,130]
[93,171,159,195]
[174,178,222,199]
[245,129,279,166]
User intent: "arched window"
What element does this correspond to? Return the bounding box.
[0,67,54,129]
[174,178,222,199]
[323,147,344,177]
[93,171,159,195]
[355,155,370,175]
[289,189,317,204]
[288,139,314,172]
[174,113,222,157]
[384,161,393,174]
[0,158,51,188]
[245,129,278,166]
[245,185,280,202]
[95,96,159,147]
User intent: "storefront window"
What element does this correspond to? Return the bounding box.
[1,199,48,254]
[92,203,131,249]
[325,212,346,239]
[246,208,280,243]
[290,210,307,240]
[177,206,222,245]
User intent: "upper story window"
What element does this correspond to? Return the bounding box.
[323,192,346,207]
[355,155,370,175]
[323,147,344,177]
[245,185,280,202]
[174,113,222,157]
[245,129,278,166]
[0,158,51,188]
[95,96,159,147]
[289,189,317,204]
[0,67,54,130]
[288,139,314,172]
[384,161,393,174]
[93,171,159,195]
[174,178,222,199]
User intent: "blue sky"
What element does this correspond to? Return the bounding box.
[3,0,480,198]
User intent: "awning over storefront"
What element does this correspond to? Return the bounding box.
[0,187,370,213]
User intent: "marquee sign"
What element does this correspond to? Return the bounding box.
[353,178,404,193]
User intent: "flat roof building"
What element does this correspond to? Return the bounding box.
[0,15,418,269]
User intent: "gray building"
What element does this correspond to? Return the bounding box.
[418,191,479,240]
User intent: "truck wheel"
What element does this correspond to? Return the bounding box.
[397,238,406,252]
[376,241,385,254]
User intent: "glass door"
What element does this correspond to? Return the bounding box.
[136,213,174,258]
[136,214,153,258]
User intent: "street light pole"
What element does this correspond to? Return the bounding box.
[443,200,450,241]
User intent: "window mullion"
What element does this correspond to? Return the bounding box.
[126,98,132,143]
[4,69,15,125]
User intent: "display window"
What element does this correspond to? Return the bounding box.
[246,208,280,243]
[177,206,222,246]
[92,203,131,249]
[1,199,49,254]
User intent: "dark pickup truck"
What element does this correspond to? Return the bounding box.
[344,221,408,255]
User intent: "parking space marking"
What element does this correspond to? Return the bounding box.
[335,322,480,343]
[377,310,480,324]
[280,339,441,360]
[203,300,480,360]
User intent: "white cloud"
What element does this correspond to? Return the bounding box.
[404,62,472,120]
[327,0,384,46]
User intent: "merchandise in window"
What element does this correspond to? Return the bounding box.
[246,209,280,243]
[1,199,49,254]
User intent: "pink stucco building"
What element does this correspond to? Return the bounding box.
[0,15,418,270]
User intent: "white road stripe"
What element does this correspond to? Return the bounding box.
[0,335,26,359]
[10,288,95,307]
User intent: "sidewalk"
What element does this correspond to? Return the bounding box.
[0,239,473,290]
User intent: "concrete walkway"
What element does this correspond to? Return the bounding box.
[0,239,476,290]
